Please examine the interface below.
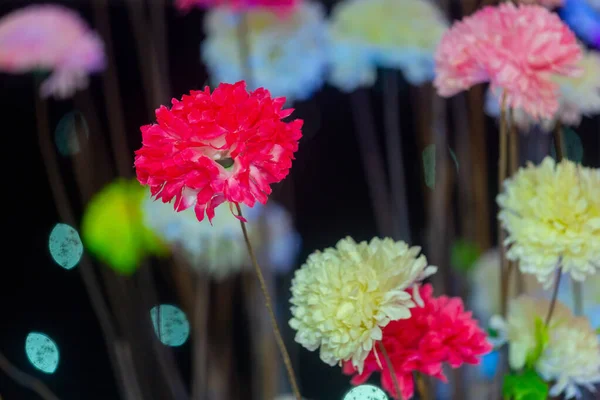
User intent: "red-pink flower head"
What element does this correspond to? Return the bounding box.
[434,3,582,119]
[134,81,302,223]
[343,284,492,400]
[175,0,298,13]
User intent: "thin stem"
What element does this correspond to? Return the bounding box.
[236,11,254,90]
[235,204,302,400]
[377,342,403,400]
[0,351,61,400]
[415,372,430,400]
[508,111,524,295]
[498,92,509,317]
[553,123,565,161]
[192,276,209,400]
[545,268,563,326]
[572,281,583,316]
[383,70,411,242]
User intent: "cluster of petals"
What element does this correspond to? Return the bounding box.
[81,179,167,275]
[143,196,300,279]
[202,1,328,102]
[327,0,448,92]
[343,284,492,400]
[492,296,600,399]
[560,0,600,49]
[134,81,302,223]
[289,237,437,373]
[434,3,582,119]
[0,4,105,99]
[497,157,600,286]
[485,48,600,131]
[175,0,297,13]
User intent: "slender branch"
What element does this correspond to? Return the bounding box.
[192,276,209,400]
[377,342,403,400]
[383,70,411,242]
[545,268,563,326]
[498,92,509,318]
[553,123,565,161]
[508,111,524,295]
[235,204,302,400]
[0,351,61,400]
[572,281,583,316]
[236,11,254,90]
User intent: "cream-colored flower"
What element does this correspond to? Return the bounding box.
[327,0,447,92]
[289,237,437,372]
[497,157,600,286]
[485,49,600,132]
[538,316,600,399]
[201,1,328,102]
[143,196,300,280]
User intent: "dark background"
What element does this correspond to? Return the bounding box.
[1,1,599,399]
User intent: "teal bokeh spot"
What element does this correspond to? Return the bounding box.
[150,304,190,347]
[55,111,89,156]
[49,223,83,270]
[343,385,388,400]
[25,332,60,374]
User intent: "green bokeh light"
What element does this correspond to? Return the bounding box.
[150,304,190,347]
[48,223,83,270]
[25,332,60,374]
[343,385,388,400]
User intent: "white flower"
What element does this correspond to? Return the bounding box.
[143,196,300,279]
[201,1,328,102]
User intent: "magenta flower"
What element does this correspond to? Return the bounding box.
[434,3,582,119]
[0,4,105,99]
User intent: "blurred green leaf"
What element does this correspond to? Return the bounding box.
[450,239,481,274]
[423,144,436,189]
[448,146,459,172]
[525,317,549,369]
[595,327,600,335]
[502,369,548,400]
[551,128,583,163]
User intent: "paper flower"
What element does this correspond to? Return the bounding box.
[560,0,600,49]
[344,284,492,400]
[0,4,105,99]
[435,3,582,119]
[485,48,600,131]
[176,0,297,13]
[202,1,328,102]
[81,179,168,275]
[493,296,600,399]
[327,0,448,92]
[497,157,600,286]
[289,237,437,373]
[143,195,300,279]
[134,81,303,223]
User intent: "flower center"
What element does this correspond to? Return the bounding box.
[215,157,234,169]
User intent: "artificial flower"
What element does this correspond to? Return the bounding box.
[497,157,600,286]
[81,179,168,275]
[560,0,600,49]
[435,3,582,119]
[289,237,437,373]
[327,0,448,92]
[134,81,303,223]
[143,195,300,279]
[344,284,492,400]
[492,296,600,399]
[485,48,600,131]
[175,0,297,13]
[0,4,105,99]
[202,1,328,102]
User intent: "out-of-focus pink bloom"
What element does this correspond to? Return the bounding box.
[434,3,582,119]
[343,284,492,400]
[0,4,105,99]
[175,0,298,13]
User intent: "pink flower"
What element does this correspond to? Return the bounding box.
[175,0,298,13]
[434,3,582,119]
[0,4,105,99]
[343,284,492,400]
[134,81,302,223]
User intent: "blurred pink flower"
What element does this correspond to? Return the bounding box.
[0,4,105,99]
[434,3,582,119]
[343,284,492,399]
[175,0,298,13]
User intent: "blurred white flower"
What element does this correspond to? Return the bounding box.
[327,0,448,92]
[485,48,600,131]
[201,1,328,102]
[143,196,300,279]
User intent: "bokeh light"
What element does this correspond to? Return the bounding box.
[54,111,88,156]
[150,304,190,347]
[343,385,388,400]
[48,223,83,270]
[25,332,60,374]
